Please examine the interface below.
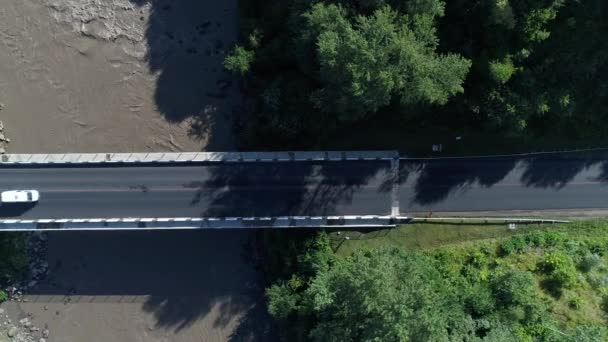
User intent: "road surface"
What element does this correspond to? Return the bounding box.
[400,153,608,214]
[0,161,393,219]
[2,152,608,219]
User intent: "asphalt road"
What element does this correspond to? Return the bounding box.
[0,161,393,219]
[2,152,608,220]
[400,153,608,214]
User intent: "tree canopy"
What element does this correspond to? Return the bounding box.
[306,249,464,341]
[265,228,608,342]
[229,0,608,149]
[301,3,470,121]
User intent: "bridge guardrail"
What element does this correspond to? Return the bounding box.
[0,215,397,231]
[0,215,571,230]
[0,151,398,165]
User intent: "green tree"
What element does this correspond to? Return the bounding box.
[488,58,516,84]
[265,232,335,341]
[439,0,567,133]
[267,282,299,320]
[302,248,468,341]
[224,45,254,75]
[301,3,470,121]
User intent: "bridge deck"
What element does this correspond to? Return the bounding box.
[0,161,393,220]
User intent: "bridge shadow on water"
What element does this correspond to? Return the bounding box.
[400,151,608,208]
[24,230,275,341]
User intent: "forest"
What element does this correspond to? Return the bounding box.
[226,0,607,154]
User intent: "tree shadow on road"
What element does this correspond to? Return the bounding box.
[129,0,240,150]
[408,158,519,205]
[186,161,394,217]
[519,153,608,188]
[401,151,608,209]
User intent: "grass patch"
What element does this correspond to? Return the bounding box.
[329,221,552,256]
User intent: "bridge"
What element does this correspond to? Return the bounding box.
[1,150,608,230]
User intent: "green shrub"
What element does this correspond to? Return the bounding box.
[563,240,585,256]
[491,268,537,306]
[552,268,578,289]
[432,247,467,278]
[600,287,608,313]
[0,290,7,302]
[567,326,608,342]
[587,273,608,289]
[587,242,608,256]
[541,251,569,272]
[469,250,489,268]
[464,283,495,317]
[500,232,564,255]
[479,322,519,341]
[505,305,526,321]
[568,295,584,310]
[523,231,547,247]
[524,231,563,249]
[500,235,528,255]
[540,252,578,289]
[578,254,602,273]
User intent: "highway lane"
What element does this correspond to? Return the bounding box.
[3,152,608,220]
[0,161,393,219]
[400,154,608,214]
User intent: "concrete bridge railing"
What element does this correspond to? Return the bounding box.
[0,216,398,231]
[0,151,398,165]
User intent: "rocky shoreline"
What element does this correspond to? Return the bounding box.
[0,116,10,154]
[1,232,49,342]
